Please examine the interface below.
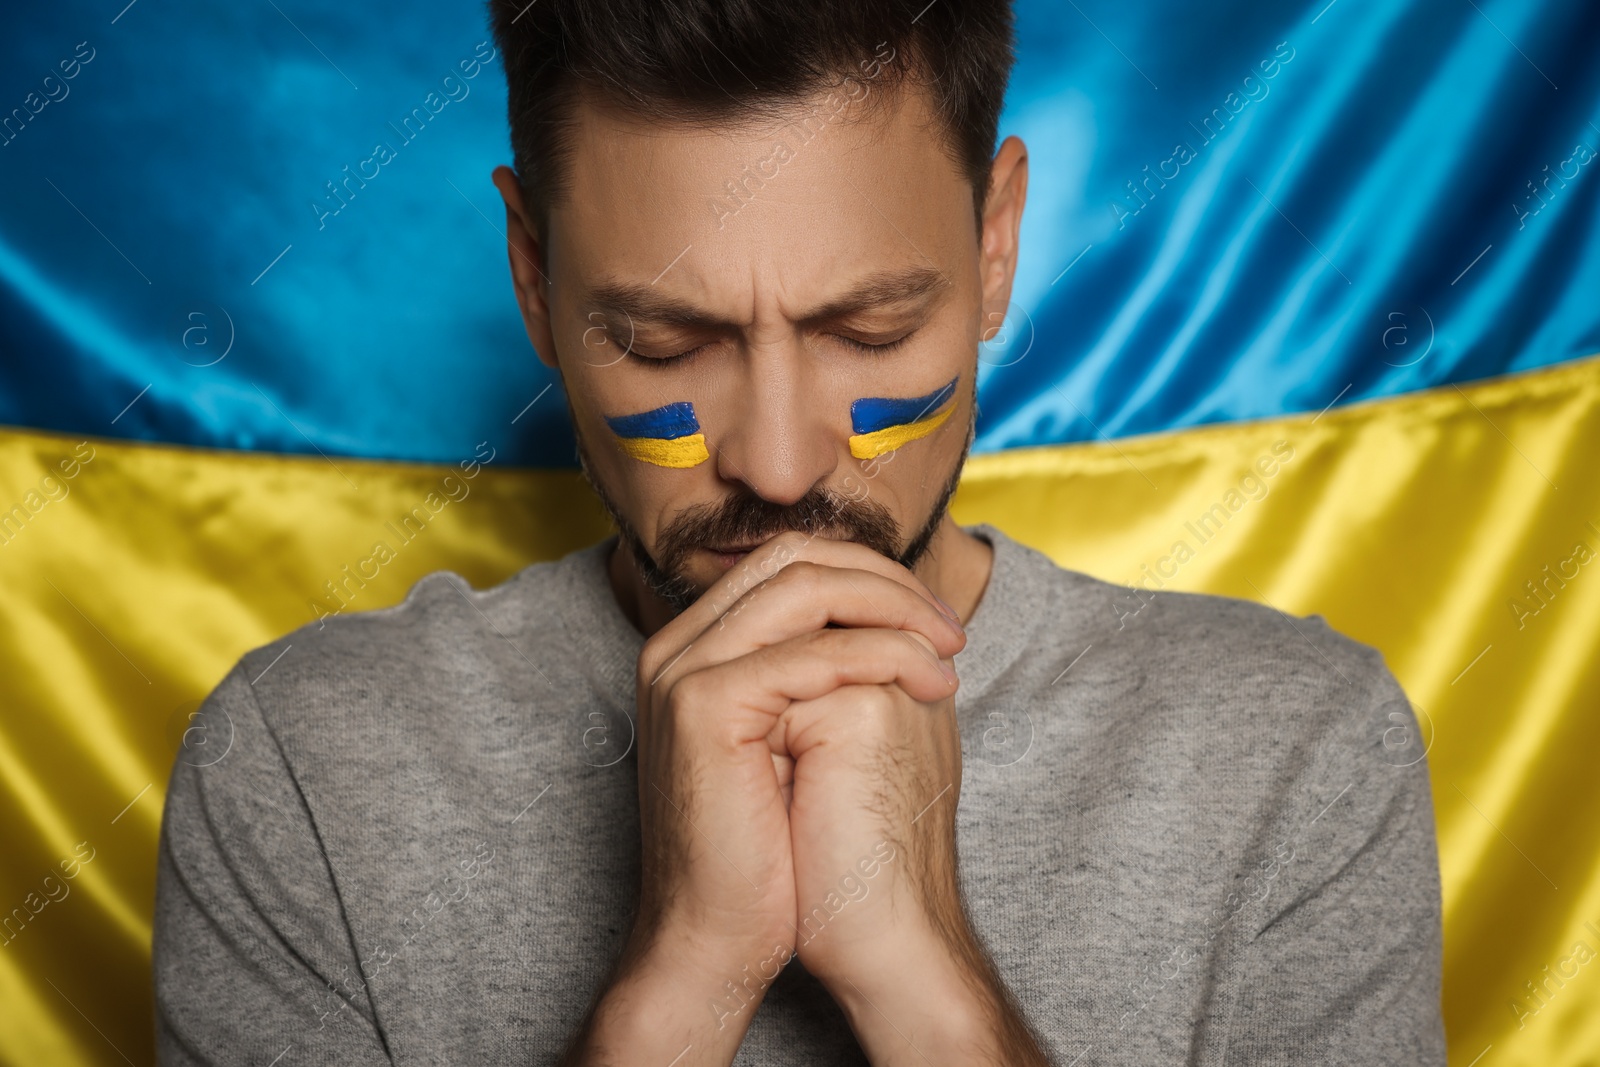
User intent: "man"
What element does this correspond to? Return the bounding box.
[153,0,1447,1062]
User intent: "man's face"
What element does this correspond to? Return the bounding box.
[520,75,1019,612]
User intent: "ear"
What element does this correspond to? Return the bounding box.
[978,135,1028,344]
[491,165,558,369]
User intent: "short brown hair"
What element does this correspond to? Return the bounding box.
[485,0,1017,246]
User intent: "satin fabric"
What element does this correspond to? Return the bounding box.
[2,0,1597,467]
[956,353,1600,1064]
[1,353,1596,1064]
[0,441,613,1064]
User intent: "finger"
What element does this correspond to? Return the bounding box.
[777,682,958,770]
[640,532,959,684]
[670,627,957,734]
[660,563,965,687]
[771,750,794,796]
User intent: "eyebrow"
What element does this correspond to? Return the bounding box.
[586,264,951,332]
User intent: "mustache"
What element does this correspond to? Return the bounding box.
[655,485,902,572]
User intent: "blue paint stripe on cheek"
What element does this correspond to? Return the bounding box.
[850,377,959,435]
[604,402,701,440]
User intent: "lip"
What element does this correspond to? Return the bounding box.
[705,544,759,569]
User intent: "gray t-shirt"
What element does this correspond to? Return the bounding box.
[153,523,1446,1065]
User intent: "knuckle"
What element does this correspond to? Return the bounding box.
[638,634,681,688]
[745,533,805,578]
[768,530,810,557]
[708,715,746,754]
[667,674,740,750]
[637,641,662,684]
[771,559,821,595]
[856,685,898,718]
[663,670,704,717]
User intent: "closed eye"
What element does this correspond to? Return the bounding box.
[626,343,709,369]
[834,330,917,354]
[626,328,919,365]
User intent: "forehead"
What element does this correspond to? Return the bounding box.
[546,79,976,320]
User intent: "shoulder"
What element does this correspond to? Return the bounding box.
[251,562,549,672]
[1007,525,1391,693]
[981,524,1422,782]
[1119,578,1389,700]
[986,526,1439,902]
[217,547,590,739]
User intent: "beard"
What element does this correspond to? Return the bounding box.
[571,402,974,617]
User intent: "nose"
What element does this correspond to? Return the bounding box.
[710,345,839,506]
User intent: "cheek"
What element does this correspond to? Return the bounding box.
[842,437,945,526]
[580,422,707,540]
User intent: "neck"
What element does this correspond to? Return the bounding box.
[608,514,995,638]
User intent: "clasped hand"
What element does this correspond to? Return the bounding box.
[632,531,968,998]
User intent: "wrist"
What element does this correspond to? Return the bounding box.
[576,921,792,1062]
[821,916,980,1014]
[818,920,1023,1067]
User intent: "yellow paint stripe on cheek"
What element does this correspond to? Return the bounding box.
[847,403,954,460]
[616,433,710,468]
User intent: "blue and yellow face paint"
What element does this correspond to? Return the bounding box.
[604,401,710,468]
[849,376,959,460]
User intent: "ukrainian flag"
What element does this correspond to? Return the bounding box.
[2,0,1598,1064]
